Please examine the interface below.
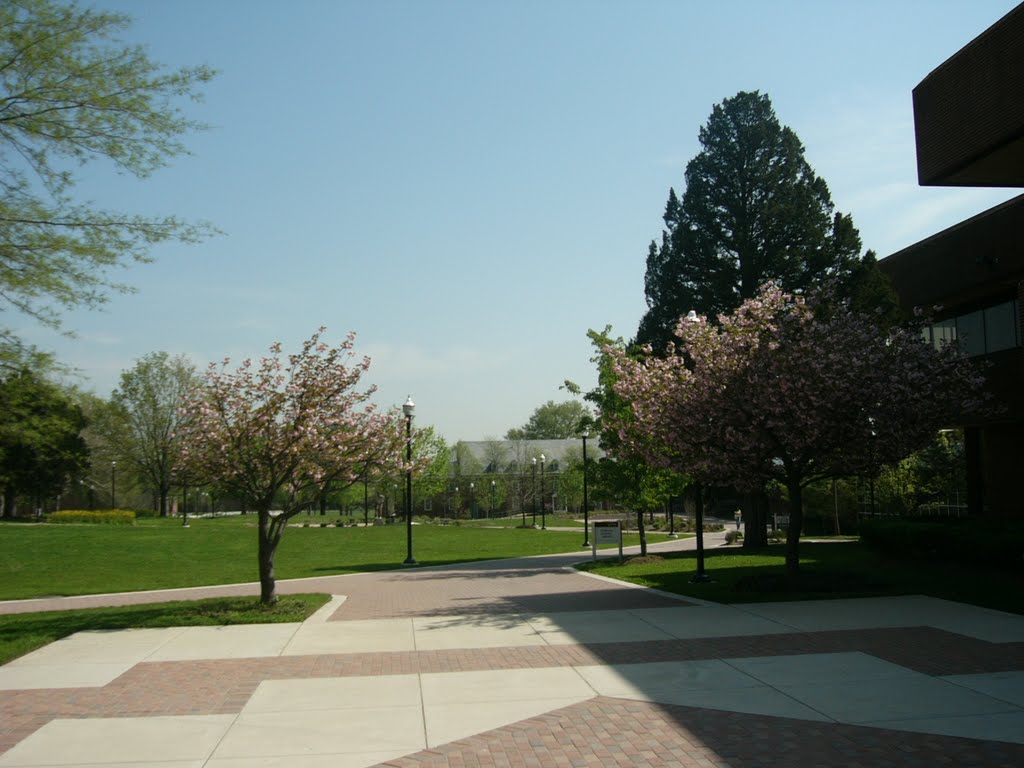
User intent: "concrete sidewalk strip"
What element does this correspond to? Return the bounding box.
[144,623,302,661]
[282,618,416,656]
[0,714,234,766]
[243,675,421,713]
[0,627,188,690]
[210,706,424,760]
[634,603,799,638]
[574,659,762,696]
[724,651,924,686]
[734,595,1024,641]
[411,613,547,650]
[778,674,1022,724]
[525,608,675,644]
[873,711,1024,744]
[942,670,1024,706]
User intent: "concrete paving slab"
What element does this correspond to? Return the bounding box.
[424,697,590,748]
[420,667,595,705]
[0,661,136,690]
[574,660,762,697]
[526,609,675,645]
[726,651,922,686]
[210,706,424,759]
[205,753,412,768]
[0,627,190,689]
[634,604,796,638]
[734,595,1024,642]
[873,711,1024,745]
[6,627,185,665]
[943,671,1024,706]
[282,618,415,656]
[0,715,234,766]
[243,675,421,713]
[779,675,1021,724]
[145,623,301,661]
[411,613,546,650]
[619,684,835,721]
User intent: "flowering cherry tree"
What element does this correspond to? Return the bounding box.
[178,328,406,604]
[609,284,987,576]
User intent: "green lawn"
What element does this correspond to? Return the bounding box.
[0,594,329,666]
[0,516,668,600]
[579,541,1024,616]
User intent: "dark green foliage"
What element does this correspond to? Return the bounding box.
[636,90,869,349]
[0,369,88,515]
[859,517,1024,569]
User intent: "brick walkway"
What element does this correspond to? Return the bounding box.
[2,549,1023,766]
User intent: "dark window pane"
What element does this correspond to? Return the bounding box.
[984,301,1018,353]
[956,311,985,356]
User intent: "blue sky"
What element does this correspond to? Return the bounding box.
[19,0,1021,442]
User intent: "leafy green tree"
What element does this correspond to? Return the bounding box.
[0,0,215,336]
[0,369,88,516]
[101,352,198,516]
[636,90,866,350]
[565,326,687,554]
[506,400,592,440]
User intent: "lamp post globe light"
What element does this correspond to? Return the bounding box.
[539,453,546,530]
[581,430,590,548]
[490,480,496,519]
[470,482,475,519]
[402,396,417,566]
[110,461,117,509]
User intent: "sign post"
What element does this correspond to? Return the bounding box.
[592,520,623,562]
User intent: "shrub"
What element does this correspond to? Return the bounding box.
[724,529,744,545]
[860,517,1024,569]
[49,509,135,525]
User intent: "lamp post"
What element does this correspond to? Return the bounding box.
[539,453,546,530]
[581,431,591,548]
[402,396,417,566]
[182,480,189,528]
[469,482,475,519]
[363,467,369,526]
[490,480,496,519]
[683,309,710,582]
[531,458,538,527]
[692,482,711,582]
[110,461,117,509]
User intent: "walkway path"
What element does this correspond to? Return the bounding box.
[2,534,1023,767]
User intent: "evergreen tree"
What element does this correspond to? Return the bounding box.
[637,90,866,349]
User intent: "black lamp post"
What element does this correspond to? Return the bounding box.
[363,467,369,526]
[581,431,591,548]
[490,480,496,518]
[111,461,117,509]
[692,482,711,582]
[469,482,475,519]
[539,453,546,530]
[402,396,417,565]
[531,457,538,527]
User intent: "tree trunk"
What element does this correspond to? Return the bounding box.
[159,486,169,518]
[636,510,647,556]
[785,481,804,577]
[257,510,282,604]
[741,490,769,548]
[3,485,16,518]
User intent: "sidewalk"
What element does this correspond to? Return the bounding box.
[2,535,1023,767]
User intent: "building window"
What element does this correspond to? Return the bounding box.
[984,300,1019,353]
[925,299,1020,357]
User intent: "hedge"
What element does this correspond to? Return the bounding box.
[859,517,1024,569]
[48,510,136,525]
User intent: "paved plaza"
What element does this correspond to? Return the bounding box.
[2,538,1024,767]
